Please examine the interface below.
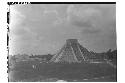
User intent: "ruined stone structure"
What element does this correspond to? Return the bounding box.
[50,39,90,63]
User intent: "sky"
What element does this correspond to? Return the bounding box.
[9,4,116,55]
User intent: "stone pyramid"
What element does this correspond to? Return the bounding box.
[50,39,90,63]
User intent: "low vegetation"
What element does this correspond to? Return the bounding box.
[9,61,116,82]
[8,49,117,82]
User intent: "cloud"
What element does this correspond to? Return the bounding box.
[66,4,115,35]
[10,5,25,30]
[70,16,93,28]
[9,4,116,54]
[82,28,101,34]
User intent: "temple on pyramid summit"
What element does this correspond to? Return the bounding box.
[50,39,91,63]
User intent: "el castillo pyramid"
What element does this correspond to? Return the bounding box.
[50,39,91,63]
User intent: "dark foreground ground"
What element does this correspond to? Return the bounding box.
[8,61,117,82]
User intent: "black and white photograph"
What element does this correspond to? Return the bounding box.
[8,2,117,82]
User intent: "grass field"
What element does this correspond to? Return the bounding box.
[9,61,117,82]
